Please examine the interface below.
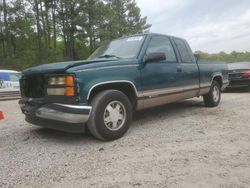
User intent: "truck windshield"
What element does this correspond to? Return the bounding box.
[88,35,145,60]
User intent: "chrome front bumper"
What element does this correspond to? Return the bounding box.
[36,103,92,123]
[19,102,92,124]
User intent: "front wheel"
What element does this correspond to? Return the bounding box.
[203,81,221,107]
[87,90,132,141]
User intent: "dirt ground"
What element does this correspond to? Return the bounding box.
[0,91,250,188]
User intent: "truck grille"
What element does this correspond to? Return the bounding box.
[20,74,46,98]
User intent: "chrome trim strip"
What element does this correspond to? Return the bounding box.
[143,92,184,109]
[143,86,182,97]
[75,65,138,72]
[200,83,211,88]
[143,85,199,98]
[87,80,142,100]
[142,88,201,110]
[183,85,200,90]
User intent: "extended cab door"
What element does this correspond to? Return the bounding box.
[172,38,200,98]
[140,35,185,109]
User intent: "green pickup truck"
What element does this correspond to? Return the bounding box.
[19,33,229,141]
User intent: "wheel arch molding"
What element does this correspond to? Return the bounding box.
[86,80,141,109]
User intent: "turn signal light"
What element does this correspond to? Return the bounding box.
[65,75,74,86]
[65,87,75,97]
[65,75,75,96]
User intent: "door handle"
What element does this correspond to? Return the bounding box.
[177,67,182,72]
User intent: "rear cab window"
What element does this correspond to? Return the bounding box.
[173,38,195,63]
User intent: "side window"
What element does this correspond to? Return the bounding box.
[146,36,177,62]
[174,38,194,63]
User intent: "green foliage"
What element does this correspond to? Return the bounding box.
[0,0,150,71]
[195,51,250,63]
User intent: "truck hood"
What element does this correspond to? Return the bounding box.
[22,59,120,76]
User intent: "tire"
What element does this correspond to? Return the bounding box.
[203,81,221,107]
[87,90,132,141]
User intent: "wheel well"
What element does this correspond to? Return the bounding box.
[213,76,222,88]
[88,83,138,109]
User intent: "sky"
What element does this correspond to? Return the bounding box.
[136,0,250,53]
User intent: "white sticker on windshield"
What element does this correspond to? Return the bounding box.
[126,36,143,42]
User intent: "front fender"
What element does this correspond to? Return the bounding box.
[71,64,142,103]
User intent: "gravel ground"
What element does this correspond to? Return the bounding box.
[0,91,250,188]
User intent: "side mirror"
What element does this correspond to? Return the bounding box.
[194,53,200,62]
[144,52,166,63]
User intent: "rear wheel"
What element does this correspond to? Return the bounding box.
[203,81,221,107]
[87,90,132,141]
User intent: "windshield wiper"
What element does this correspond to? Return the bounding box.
[98,54,121,59]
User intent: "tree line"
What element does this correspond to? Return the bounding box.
[196,51,250,63]
[0,0,150,70]
[1,0,249,71]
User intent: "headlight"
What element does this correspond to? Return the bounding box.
[48,77,66,85]
[47,88,65,95]
[47,75,75,96]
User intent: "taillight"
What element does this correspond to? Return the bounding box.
[242,71,250,77]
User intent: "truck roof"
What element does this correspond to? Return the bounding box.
[120,32,186,41]
[148,32,183,39]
